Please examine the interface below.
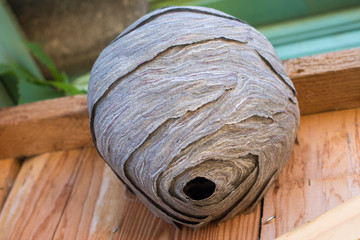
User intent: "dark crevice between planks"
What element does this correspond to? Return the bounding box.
[50,148,87,240]
[0,158,22,213]
[258,198,265,240]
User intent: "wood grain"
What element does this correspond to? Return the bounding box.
[173,204,261,240]
[52,147,143,240]
[260,108,360,239]
[0,48,359,160]
[0,149,85,240]
[53,146,178,240]
[53,147,261,240]
[0,158,20,210]
[284,47,360,115]
[0,95,92,159]
[276,194,360,240]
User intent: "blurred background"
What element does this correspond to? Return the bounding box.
[1,0,360,108]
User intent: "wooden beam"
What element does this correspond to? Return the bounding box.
[283,47,360,115]
[0,95,93,159]
[276,194,360,240]
[0,48,359,159]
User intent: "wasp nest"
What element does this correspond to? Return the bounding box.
[88,6,300,228]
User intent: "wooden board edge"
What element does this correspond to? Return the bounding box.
[284,47,360,115]
[0,95,93,159]
[276,194,360,240]
[283,47,360,79]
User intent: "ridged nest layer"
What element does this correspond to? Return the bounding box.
[88,6,300,228]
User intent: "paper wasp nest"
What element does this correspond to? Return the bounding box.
[88,6,300,228]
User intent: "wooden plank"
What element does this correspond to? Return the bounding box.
[0,149,85,240]
[260,108,360,239]
[53,147,261,240]
[173,204,260,240]
[52,147,135,240]
[1,48,359,159]
[276,194,360,240]
[283,47,360,115]
[0,95,92,159]
[0,158,20,210]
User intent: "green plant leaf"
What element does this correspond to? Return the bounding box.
[0,62,41,84]
[0,61,83,101]
[2,42,82,103]
[17,78,63,104]
[49,81,85,95]
[25,41,66,83]
[1,75,18,103]
[0,62,64,104]
[60,71,69,83]
[71,72,90,92]
[0,80,15,107]
[0,64,15,75]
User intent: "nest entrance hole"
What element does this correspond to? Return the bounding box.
[183,177,215,200]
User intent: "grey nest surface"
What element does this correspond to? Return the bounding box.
[87,6,300,228]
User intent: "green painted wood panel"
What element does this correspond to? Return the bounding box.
[258,6,360,59]
[150,0,360,26]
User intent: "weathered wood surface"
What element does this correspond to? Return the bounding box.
[0,147,261,240]
[261,108,360,239]
[0,149,85,240]
[0,48,359,160]
[52,147,129,240]
[284,47,360,116]
[0,95,93,159]
[0,158,20,210]
[277,194,360,240]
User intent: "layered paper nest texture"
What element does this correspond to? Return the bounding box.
[88,6,300,228]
